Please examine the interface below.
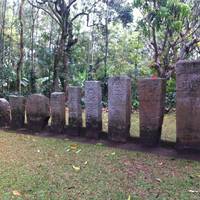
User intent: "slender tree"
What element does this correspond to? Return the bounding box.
[0,0,7,68]
[16,0,25,93]
[30,1,39,93]
[27,0,98,93]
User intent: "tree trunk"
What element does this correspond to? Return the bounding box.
[61,51,69,94]
[52,31,67,92]
[104,0,109,79]
[30,2,37,93]
[0,0,7,68]
[16,0,25,94]
[52,50,60,92]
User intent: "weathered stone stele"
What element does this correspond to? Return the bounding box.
[50,92,65,133]
[9,95,25,129]
[138,78,166,146]
[68,86,82,136]
[176,60,200,151]
[108,76,131,142]
[85,81,102,139]
[26,94,50,131]
[0,98,10,127]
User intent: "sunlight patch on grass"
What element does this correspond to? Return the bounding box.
[101,112,176,142]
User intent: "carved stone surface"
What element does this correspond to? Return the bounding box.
[26,94,50,131]
[108,76,131,142]
[85,81,102,139]
[176,60,200,151]
[138,78,166,146]
[0,98,10,127]
[50,92,65,133]
[68,86,82,136]
[9,95,25,129]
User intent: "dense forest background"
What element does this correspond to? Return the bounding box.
[0,0,199,110]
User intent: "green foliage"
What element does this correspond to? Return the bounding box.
[133,0,199,81]
[0,0,198,111]
[107,25,147,76]
[135,0,191,33]
[165,78,176,111]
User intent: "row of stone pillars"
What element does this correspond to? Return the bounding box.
[0,76,166,146]
[0,60,199,150]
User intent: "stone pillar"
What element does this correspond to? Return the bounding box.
[9,95,25,129]
[176,60,200,151]
[0,98,10,127]
[26,94,50,131]
[138,78,166,146]
[50,92,65,133]
[108,76,131,142]
[85,81,102,139]
[68,86,82,136]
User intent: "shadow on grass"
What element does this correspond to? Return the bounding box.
[3,123,200,162]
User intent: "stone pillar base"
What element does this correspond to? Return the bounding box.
[138,78,166,147]
[85,81,102,139]
[0,98,10,127]
[108,76,131,142]
[176,60,200,151]
[26,94,50,132]
[68,86,82,136]
[9,95,25,129]
[50,92,65,134]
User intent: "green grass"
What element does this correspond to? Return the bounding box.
[129,112,176,142]
[90,111,176,142]
[0,120,199,200]
[66,110,176,142]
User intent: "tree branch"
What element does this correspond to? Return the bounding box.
[27,0,61,25]
[71,12,89,23]
[48,2,62,25]
[66,0,77,9]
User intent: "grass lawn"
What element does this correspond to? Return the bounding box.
[0,116,200,200]
[79,111,176,142]
[131,112,176,142]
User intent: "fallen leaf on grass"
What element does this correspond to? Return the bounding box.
[84,161,88,165]
[12,190,21,196]
[106,152,116,157]
[76,149,82,154]
[188,190,199,193]
[72,165,80,172]
[70,144,78,150]
[155,178,162,182]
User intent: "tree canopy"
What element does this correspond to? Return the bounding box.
[0,0,199,109]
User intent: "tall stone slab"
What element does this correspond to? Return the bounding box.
[85,81,102,139]
[9,95,25,129]
[108,76,131,142]
[176,60,200,151]
[68,86,82,136]
[0,98,10,127]
[138,78,166,146]
[50,92,65,133]
[26,94,50,131]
